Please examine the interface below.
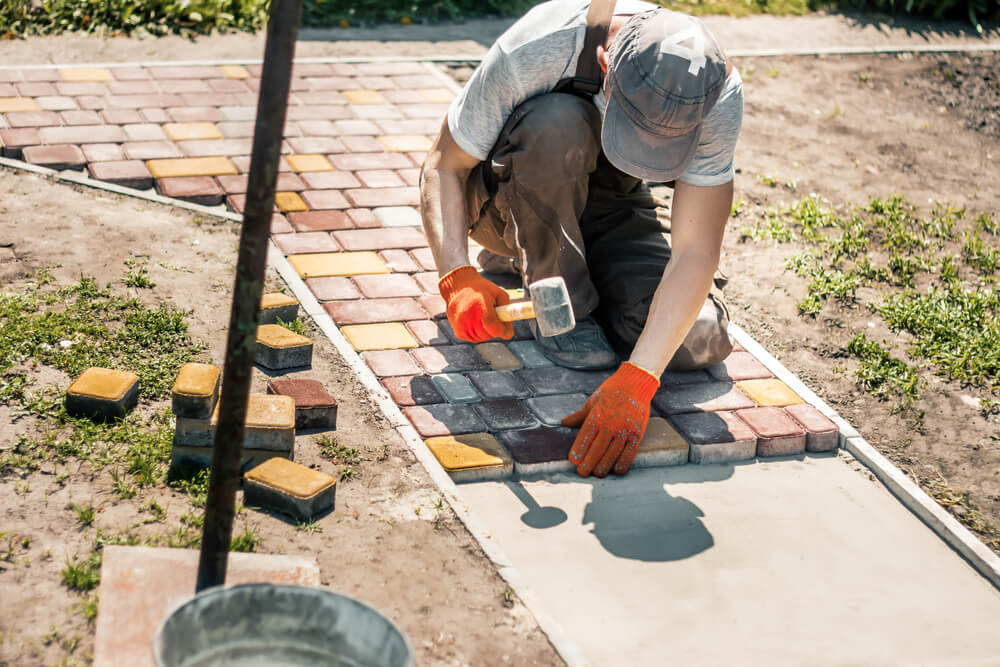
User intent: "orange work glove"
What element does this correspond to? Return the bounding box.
[562,362,659,477]
[438,265,514,343]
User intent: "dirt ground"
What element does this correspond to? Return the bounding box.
[0,172,557,665]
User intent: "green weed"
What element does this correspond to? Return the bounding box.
[122,260,156,289]
[276,317,309,336]
[230,527,260,552]
[61,551,101,592]
[317,435,361,465]
[69,502,96,528]
[847,334,922,411]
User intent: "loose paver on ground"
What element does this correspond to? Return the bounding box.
[266,378,338,430]
[255,323,313,370]
[243,457,337,521]
[171,361,220,419]
[258,292,299,325]
[65,367,140,420]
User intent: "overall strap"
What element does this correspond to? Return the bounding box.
[572,0,617,96]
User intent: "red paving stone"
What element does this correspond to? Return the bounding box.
[272,231,340,255]
[299,171,361,190]
[301,189,350,210]
[417,294,446,319]
[123,141,183,160]
[706,351,775,382]
[332,228,426,251]
[381,376,443,406]
[734,407,806,457]
[155,176,224,205]
[411,345,489,374]
[23,144,86,169]
[353,274,422,299]
[347,209,380,228]
[287,210,354,232]
[324,298,428,325]
[784,403,840,452]
[0,128,40,157]
[410,247,437,272]
[405,320,456,346]
[6,111,61,127]
[379,249,421,273]
[355,169,406,188]
[82,144,125,162]
[413,272,440,293]
[344,186,419,208]
[361,349,422,377]
[330,153,412,171]
[87,160,153,189]
[62,110,103,125]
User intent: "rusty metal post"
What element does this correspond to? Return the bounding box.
[196,0,303,592]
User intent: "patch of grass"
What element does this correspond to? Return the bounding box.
[61,551,101,592]
[923,476,1000,550]
[275,317,309,336]
[317,435,362,465]
[69,502,96,528]
[847,334,922,408]
[122,260,156,289]
[78,595,99,626]
[230,526,260,552]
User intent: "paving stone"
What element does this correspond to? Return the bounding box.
[232,155,292,173]
[352,274,422,299]
[735,406,807,457]
[107,79,157,94]
[376,117,442,134]
[81,143,124,163]
[361,349,422,377]
[149,65,220,79]
[244,457,336,521]
[526,393,588,426]
[653,381,756,415]
[273,231,339,255]
[16,82,56,96]
[373,206,422,227]
[706,351,775,382]
[345,186,419,208]
[404,403,488,438]
[417,88,456,103]
[178,138,253,158]
[303,76,359,91]
[305,276,361,301]
[60,67,112,82]
[670,410,758,464]
[23,144,86,170]
[347,208,380,228]
[123,123,168,142]
[393,74,444,88]
[335,136,383,154]
[220,64,250,79]
[0,128,40,157]
[354,61,428,75]
[171,362,220,419]
[659,369,713,385]
[733,377,804,408]
[332,119,381,135]
[155,176,224,205]
[21,69,60,82]
[216,121,255,138]
[410,247,437,271]
[398,168,421,186]
[266,378,337,430]
[274,191,308,212]
[379,249,421,273]
[356,169,405,188]
[287,251,389,278]
[219,105,255,121]
[255,324,313,370]
[349,104,403,120]
[270,214,293,234]
[631,417,690,469]
[37,96,77,111]
[341,322,418,351]
[784,403,840,452]
[106,94,183,109]
[0,97,38,113]
[381,375,443,406]
[65,367,140,420]
[431,373,482,404]
[286,153,334,172]
[497,426,576,474]
[467,370,533,400]
[324,297,428,324]
[333,227,426,251]
[87,160,153,190]
[515,367,608,396]
[259,293,299,325]
[162,121,222,141]
[354,76,396,90]
[405,319,455,346]
[424,433,512,482]
[158,79,209,93]
[167,106,222,122]
[377,135,433,152]
[412,344,489,374]
[300,171,361,190]
[330,152,412,171]
[62,110,103,126]
[5,111,61,128]
[39,124,127,145]
[123,140,183,160]
[475,399,539,431]
[174,393,296,453]
[287,210,353,232]
[418,294,446,319]
[208,78,250,93]
[473,342,523,371]
[398,103,450,119]
[301,189,351,210]
[146,156,237,178]
[342,89,388,105]
[413,272,439,293]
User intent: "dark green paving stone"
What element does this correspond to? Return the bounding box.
[497,426,576,474]
[526,393,588,426]
[466,370,532,400]
[401,403,487,437]
[431,373,481,404]
[515,367,610,397]
[507,340,554,368]
[474,399,539,431]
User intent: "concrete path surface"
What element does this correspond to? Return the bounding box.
[461,455,1000,666]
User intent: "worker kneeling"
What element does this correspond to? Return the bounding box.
[419,0,744,478]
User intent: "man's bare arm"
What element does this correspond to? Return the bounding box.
[420,117,482,278]
[628,179,734,377]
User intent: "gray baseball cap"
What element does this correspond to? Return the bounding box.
[602,9,728,182]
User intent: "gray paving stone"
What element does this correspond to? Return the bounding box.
[526,393,588,426]
[473,399,540,431]
[466,370,532,400]
[431,373,482,404]
[507,340,554,368]
[515,367,609,397]
[653,381,756,415]
[669,411,757,464]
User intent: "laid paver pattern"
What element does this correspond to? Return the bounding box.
[2,59,847,481]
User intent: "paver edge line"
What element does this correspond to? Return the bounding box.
[266,245,591,667]
[2,43,1000,72]
[729,322,1000,592]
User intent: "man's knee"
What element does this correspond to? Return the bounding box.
[504,94,601,179]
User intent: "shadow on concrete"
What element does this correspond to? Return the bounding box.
[507,479,569,529]
[826,8,998,41]
[297,17,516,49]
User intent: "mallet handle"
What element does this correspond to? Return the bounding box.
[495,301,535,322]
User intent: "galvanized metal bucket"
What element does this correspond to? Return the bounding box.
[153,583,413,667]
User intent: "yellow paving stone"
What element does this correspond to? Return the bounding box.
[287,252,390,278]
[632,417,690,468]
[418,88,456,103]
[257,323,312,349]
[68,367,139,401]
[172,363,220,399]
[146,156,238,179]
[425,433,511,472]
[341,323,418,351]
[343,89,388,105]
[256,324,312,369]
[59,67,112,82]
[163,122,223,141]
[377,135,433,152]
[736,378,804,407]
[274,191,308,212]
[243,393,296,431]
[474,342,523,371]
[220,65,250,79]
[261,293,298,310]
[0,97,39,113]
[246,457,336,499]
[259,292,299,325]
[286,154,334,172]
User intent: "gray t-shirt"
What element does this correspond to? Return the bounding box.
[447,0,743,187]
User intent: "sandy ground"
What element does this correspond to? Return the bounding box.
[0,171,557,666]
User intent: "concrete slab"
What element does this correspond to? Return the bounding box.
[93,546,320,667]
[459,456,1000,667]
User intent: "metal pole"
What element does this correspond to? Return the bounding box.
[196,0,303,592]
